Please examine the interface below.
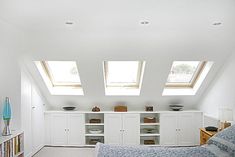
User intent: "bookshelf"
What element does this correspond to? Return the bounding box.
[140,113,160,146]
[85,113,104,145]
[0,131,24,157]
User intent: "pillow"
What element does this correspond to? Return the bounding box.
[207,124,235,155]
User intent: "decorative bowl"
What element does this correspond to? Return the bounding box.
[143,128,156,133]
[169,105,184,111]
[63,107,76,111]
[89,129,103,134]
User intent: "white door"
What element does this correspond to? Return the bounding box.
[122,114,140,145]
[52,114,68,145]
[44,113,52,145]
[178,113,199,146]
[31,87,45,153]
[160,113,178,146]
[104,114,123,145]
[21,73,32,156]
[67,114,85,145]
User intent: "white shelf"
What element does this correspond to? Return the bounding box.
[14,151,24,157]
[85,134,104,137]
[85,123,104,126]
[140,123,160,126]
[140,134,160,137]
[0,131,24,144]
[140,144,160,146]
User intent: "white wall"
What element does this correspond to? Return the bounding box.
[198,52,235,126]
[0,19,46,157]
[0,19,27,131]
[21,67,47,157]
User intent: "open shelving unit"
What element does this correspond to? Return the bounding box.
[140,112,160,146]
[0,131,24,157]
[85,113,105,145]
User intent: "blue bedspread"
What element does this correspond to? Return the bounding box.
[95,125,235,157]
[95,143,229,157]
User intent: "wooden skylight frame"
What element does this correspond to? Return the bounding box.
[103,61,145,88]
[165,61,207,88]
[40,61,82,88]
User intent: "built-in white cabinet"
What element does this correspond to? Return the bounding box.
[45,111,202,147]
[47,113,85,146]
[104,113,140,145]
[160,112,202,146]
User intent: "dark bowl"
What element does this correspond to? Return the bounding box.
[169,105,184,111]
[169,104,183,107]
[63,107,76,111]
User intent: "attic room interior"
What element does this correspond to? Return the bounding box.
[0,0,235,156]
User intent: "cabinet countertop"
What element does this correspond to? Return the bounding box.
[44,110,203,114]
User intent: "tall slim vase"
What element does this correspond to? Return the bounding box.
[2,97,12,136]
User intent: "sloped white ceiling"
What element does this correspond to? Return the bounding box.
[1,0,235,110]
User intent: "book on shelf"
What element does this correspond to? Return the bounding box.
[19,134,23,153]
[1,133,24,157]
[0,144,2,157]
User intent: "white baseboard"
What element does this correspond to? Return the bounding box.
[31,145,44,156]
[25,152,33,157]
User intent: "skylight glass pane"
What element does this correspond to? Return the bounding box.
[46,61,81,84]
[167,61,200,83]
[106,61,140,85]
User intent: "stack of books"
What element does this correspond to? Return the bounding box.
[0,132,24,157]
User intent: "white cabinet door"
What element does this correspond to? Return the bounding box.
[123,114,140,145]
[177,113,194,146]
[104,114,123,145]
[160,113,178,146]
[67,114,85,145]
[52,114,68,145]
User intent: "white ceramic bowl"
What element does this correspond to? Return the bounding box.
[89,129,103,134]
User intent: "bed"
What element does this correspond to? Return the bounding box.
[95,125,235,157]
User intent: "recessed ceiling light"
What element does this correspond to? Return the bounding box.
[140,21,150,25]
[65,21,74,25]
[213,22,222,26]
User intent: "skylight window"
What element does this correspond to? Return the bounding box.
[103,61,145,95]
[163,61,213,96]
[166,61,205,87]
[43,61,81,86]
[35,61,84,95]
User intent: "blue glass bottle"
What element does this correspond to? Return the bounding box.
[2,97,12,136]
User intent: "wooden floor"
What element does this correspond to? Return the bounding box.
[33,147,95,157]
